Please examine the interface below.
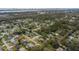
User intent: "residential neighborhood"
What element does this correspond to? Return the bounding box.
[0,9,79,51]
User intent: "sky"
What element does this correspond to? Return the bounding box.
[0,0,79,8]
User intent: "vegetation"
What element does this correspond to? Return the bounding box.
[0,11,79,51]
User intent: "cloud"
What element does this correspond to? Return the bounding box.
[0,0,78,8]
